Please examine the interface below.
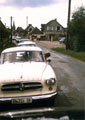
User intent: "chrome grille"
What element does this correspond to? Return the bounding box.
[1,82,42,92]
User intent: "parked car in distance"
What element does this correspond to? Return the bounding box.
[14,36,22,43]
[15,38,31,43]
[17,41,37,47]
[18,38,31,43]
[59,37,66,44]
[0,46,57,107]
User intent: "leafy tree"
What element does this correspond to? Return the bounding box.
[14,27,27,37]
[0,21,10,50]
[15,27,24,37]
[0,23,10,39]
[69,6,85,51]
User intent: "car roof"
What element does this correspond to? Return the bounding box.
[18,38,31,42]
[20,38,30,40]
[2,46,42,53]
[18,41,36,46]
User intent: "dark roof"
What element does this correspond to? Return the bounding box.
[41,19,65,29]
[30,27,43,35]
[25,24,34,31]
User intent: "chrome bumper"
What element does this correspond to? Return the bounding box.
[0,107,55,118]
[0,92,57,104]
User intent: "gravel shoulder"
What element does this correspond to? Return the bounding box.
[36,40,65,49]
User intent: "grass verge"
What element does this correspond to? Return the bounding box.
[52,48,85,62]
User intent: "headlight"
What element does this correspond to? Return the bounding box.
[45,78,56,86]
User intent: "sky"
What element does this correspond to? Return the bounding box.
[0,0,85,29]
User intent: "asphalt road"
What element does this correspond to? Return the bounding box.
[44,47,85,108]
[38,44,85,119]
[0,42,85,120]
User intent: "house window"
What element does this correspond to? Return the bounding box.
[55,26,60,31]
[47,26,53,30]
[51,26,53,30]
[60,27,62,31]
[57,26,60,31]
[55,26,57,30]
[47,26,50,30]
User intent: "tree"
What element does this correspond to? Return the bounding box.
[15,27,26,37]
[0,20,10,50]
[69,6,85,51]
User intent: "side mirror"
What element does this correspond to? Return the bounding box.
[44,52,51,59]
[44,53,51,62]
[47,59,51,62]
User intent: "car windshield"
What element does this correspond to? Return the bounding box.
[2,51,44,63]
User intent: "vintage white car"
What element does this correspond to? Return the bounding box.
[0,46,57,106]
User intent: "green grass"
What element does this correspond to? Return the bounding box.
[52,48,85,62]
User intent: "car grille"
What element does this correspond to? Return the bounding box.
[1,82,43,92]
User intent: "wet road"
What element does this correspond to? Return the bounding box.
[0,46,85,120]
[43,47,85,107]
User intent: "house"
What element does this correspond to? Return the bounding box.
[41,19,66,41]
[25,24,34,39]
[26,24,34,33]
[29,27,43,41]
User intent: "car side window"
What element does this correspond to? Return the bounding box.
[3,53,16,63]
[30,51,44,62]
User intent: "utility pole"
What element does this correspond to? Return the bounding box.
[26,16,28,27]
[10,16,13,43]
[0,17,3,49]
[0,17,1,43]
[66,0,71,49]
[26,16,28,38]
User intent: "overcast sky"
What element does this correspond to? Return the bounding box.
[0,0,85,29]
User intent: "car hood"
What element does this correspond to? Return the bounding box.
[0,62,55,82]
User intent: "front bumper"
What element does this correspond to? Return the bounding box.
[0,92,57,104]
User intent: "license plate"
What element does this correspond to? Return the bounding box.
[12,97,32,104]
